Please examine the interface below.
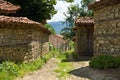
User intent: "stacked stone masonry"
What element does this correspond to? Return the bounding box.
[94,4,120,56]
[49,35,68,51]
[0,23,49,63]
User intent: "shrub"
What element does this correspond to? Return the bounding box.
[0,61,19,80]
[0,50,57,80]
[0,72,15,80]
[0,61,19,76]
[89,55,120,69]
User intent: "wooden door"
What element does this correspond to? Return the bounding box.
[87,26,94,56]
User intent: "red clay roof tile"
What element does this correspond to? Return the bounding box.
[0,0,20,14]
[75,17,94,26]
[0,15,51,34]
[56,34,64,38]
[0,16,38,24]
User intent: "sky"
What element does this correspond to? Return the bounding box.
[47,0,81,22]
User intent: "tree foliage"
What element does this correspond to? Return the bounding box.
[64,0,95,26]
[61,0,95,39]
[45,24,56,34]
[81,0,95,8]
[61,27,72,39]
[6,0,75,22]
[60,0,74,2]
[6,0,57,22]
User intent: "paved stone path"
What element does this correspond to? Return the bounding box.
[17,58,59,80]
[17,58,120,80]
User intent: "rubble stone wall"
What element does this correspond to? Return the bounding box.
[94,4,120,56]
[0,24,49,63]
[49,35,67,51]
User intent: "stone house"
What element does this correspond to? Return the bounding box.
[49,34,68,51]
[74,17,94,57]
[0,0,51,63]
[89,0,120,56]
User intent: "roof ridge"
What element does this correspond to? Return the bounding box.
[89,0,120,10]
[75,17,94,25]
[0,0,20,14]
[0,15,51,34]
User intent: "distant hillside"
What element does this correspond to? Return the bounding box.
[48,21,66,34]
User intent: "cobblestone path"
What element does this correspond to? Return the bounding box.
[17,58,120,80]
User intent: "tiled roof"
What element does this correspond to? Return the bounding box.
[56,34,64,38]
[0,16,39,24]
[75,17,94,26]
[89,0,120,10]
[0,16,51,34]
[0,0,20,14]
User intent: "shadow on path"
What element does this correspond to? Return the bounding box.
[69,66,91,79]
[68,66,120,80]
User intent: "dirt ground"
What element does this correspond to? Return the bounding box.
[68,61,120,80]
[17,58,120,80]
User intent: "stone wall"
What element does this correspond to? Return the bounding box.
[49,35,68,51]
[0,23,50,63]
[94,4,120,56]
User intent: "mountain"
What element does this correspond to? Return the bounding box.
[48,21,66,34]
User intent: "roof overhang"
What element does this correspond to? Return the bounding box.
[75,17,94,27]
[89,0,120,10]
[0,16,51,34]
[0,0,20,14]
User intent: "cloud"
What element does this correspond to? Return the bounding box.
[48,12,65,22]
[47,0,82,22]
[47,1,71,22]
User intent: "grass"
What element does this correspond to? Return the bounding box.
[55,51,74,80]
[0,50,56,80]
[64,49,78,60]
[0,49,75,80]
[55,62,73,79]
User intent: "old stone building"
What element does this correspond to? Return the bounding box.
[89,0,120,56]
[0,0,51,63]
[49,34,68,51]
[74,17,94,56]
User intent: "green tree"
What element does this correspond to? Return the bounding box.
[60,0,74,2]
[6,0,57,22]
[64,0,94,26]
[6,0,74,22]
[81,0,95,16]
[45,24,56,34]
[61,4,81,39]
[81,0,95,8]
[61,27,71,39]
[61,0,95,39]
